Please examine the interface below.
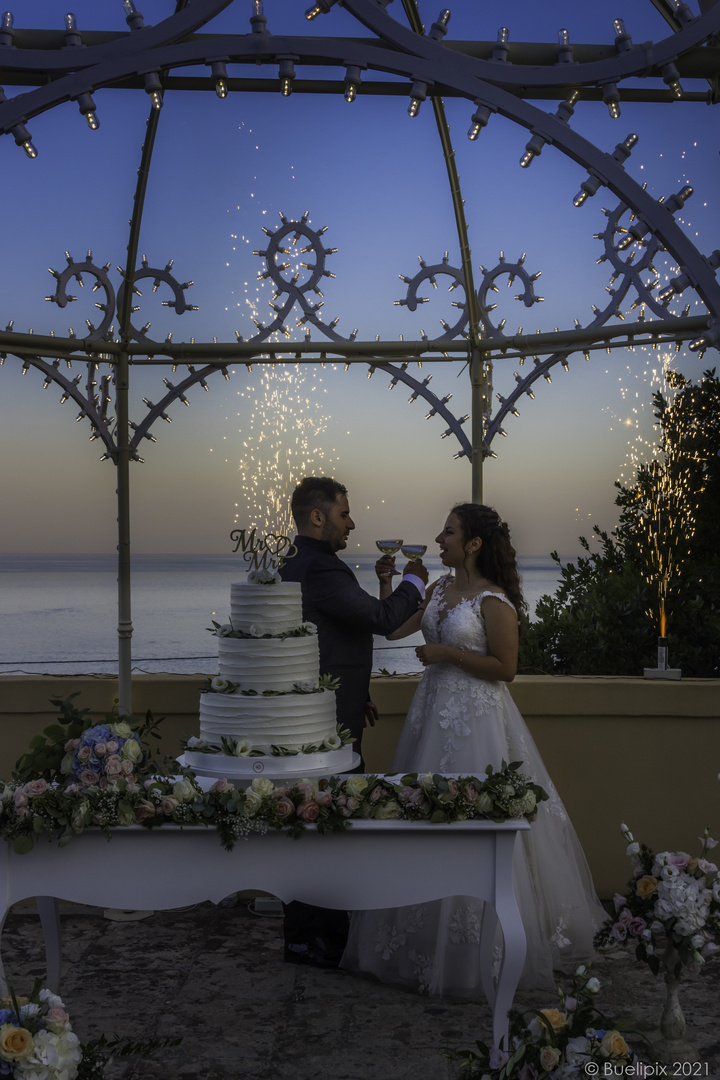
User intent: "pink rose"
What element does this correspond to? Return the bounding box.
[45,1007,70,1032]
[335,794,347,808]
[272,787,289,798]
[464,783,479,802]
[667,851,691,871]
[161,796,179,816]
[13,790,29,808]
[104,759,122,777]
[275,796,296,820]
[105,740,119,754]
[295,782,316,801]
[77,746,92,763]
[628,917,647,936]
[210,778,234,794]
[346,796,359,813]
[24,779,49,797]
[296,800,319,823]
[120,759,134,776]
[613,893,628,913]
[369,786,387,803]
[618,907,633,926]
[64,739,78,752]
[79,769,100,786]
[315,790,333,807]
[93,742,107,757]
[134,800,156,822]
[611,922,627,942]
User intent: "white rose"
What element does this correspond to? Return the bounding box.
[523,791,536,814]
[211,676,229,691]
[344,775,369,799]
[110,721,134,738]
[233,739,253,757]
[173,779,197,803]
[217,624,234,637]
[121,738,142,764]
[294,680,317,693]
[586,976,600,993]
[249,624,267,637]
[250,777,275,797]
[323,734,342,751]
[244,790,263,815]
[302,622,318,634]
[418,773,435,790]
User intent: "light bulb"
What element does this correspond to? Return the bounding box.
[150,89,163,110]
[344,83,356,103]
[215,78,228,98]
[1,11,13,29]
[86,111,99,129]
[603,83,621,119]
[467,103,491,140]
[408,98,422,118]
[64,12,77,29]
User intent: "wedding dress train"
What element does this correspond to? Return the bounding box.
[341,575,606,992]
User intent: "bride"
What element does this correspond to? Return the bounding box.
[341,503,606,993]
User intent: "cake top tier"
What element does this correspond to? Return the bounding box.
[229,580,303,635]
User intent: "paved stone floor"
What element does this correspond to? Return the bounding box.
[2,898,719,1080]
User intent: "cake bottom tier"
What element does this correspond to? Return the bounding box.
[198,687,337,750]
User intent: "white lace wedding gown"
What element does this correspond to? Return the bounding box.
[341,575,606,993]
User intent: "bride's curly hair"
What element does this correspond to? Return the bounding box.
[451,503,527,622]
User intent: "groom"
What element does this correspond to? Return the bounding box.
[279,476,427,968]
[280,475,427,757]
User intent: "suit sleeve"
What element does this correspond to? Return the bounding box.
[306,560,421,635]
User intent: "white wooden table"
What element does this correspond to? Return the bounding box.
[0,819,529,1046]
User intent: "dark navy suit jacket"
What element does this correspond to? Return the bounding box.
[279,535,422,747]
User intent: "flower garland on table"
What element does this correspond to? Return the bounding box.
[594,825,720,976]
[1,765,547,854]
[0,981,179,1079]
[451,965,644,1078]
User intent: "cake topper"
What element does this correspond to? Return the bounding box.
[230,527,298,572]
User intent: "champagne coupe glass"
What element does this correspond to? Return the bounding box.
[376,539,404,555]
[401,544,427,560]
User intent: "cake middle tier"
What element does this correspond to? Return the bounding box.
[218,634,320,692]
[199,688,337,749]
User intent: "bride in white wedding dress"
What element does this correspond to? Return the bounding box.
[341,503,606,993]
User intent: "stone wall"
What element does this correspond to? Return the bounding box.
[1,673,718,896]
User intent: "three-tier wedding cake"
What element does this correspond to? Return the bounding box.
[184,572,355,777]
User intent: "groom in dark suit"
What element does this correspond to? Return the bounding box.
[279,476,427,967]
[280,476,427,756]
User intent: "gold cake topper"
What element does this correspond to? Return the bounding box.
[230,527,298,572]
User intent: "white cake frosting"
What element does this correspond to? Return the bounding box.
[186,579,355,778]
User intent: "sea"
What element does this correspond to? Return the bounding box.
[0,553,565,677]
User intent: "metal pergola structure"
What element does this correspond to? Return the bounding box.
[1,0,719,711]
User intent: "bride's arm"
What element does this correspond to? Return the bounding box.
[385,579,439,640]
[415,594,518,681]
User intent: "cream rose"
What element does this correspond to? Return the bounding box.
[636,875,659,898]
[173,779,197,803]
[539,1046,561,1072]
[539,1008,567,1032]
[477,792,494,813]
[244,790,263,815]
[599,1030,630,1061]
[0,1024,34,1061]
[250,777,276,798]
[344,775,369,799]
[373,799,401,820]
[121,738,143,764]
[110,721,134,738]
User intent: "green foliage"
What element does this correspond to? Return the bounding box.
[519,369,720,676]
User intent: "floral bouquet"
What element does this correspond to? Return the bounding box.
[60,722,143,790]
[0,980,180,1079]
[452,965,642,1078]
[0,983,81,1080]
[594,824,720,975]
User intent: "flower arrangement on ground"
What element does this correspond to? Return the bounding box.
[451,965,642,1078]
[0,981,179,1079]
[594,825,720,976]
[1,757,546,853]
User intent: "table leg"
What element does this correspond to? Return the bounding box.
[491,833,526,1048]
[36,896,62,993]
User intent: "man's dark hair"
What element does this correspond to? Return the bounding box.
[291,476,347,527]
